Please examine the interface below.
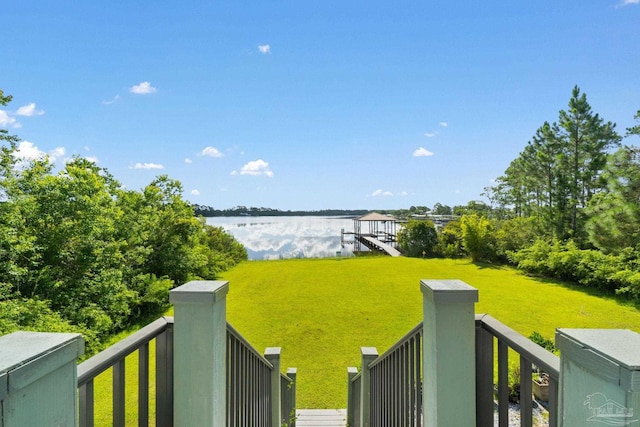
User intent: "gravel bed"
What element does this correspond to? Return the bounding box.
[493,400,549,427]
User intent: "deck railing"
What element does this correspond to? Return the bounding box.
[226,323,296,427]
[75,281,296,427]
[347,322,422,427]
[77,316,174,427]
[8,279,638,427]
[475,314,560,427]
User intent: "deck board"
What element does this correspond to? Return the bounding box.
[296,409,347,426]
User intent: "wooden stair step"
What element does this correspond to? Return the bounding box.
[295,409,347,426]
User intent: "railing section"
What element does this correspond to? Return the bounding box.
[475,314,560,427]
[77,316,174,427]
[227,323,296,427]
[347,322,422,427]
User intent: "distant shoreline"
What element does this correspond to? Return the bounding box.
[193,206,370,218]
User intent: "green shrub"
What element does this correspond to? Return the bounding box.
[460,214,496,262]
[397,220,438,257]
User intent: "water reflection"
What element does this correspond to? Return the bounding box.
[205,216,356,260]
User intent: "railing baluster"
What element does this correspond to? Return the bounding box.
[548,375,558,427]
[113,359,126,427]
[138,342,149,427]
[497,340,509,427]
[156,323,174,427]
[79,380,94,427]
[475,322,494,427]
[520,355,533,427]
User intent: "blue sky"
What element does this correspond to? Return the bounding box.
[2,1,639,210]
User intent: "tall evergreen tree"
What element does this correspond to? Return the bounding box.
[489,86,621,243]
[553,86,621,239]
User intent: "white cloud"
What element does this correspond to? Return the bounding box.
[230,170,238,176]
[0,110,17,127]
[258,44,271,54]
[130,81,157,95]
[239,159,273,177]
[85,156,99,164]
[413,147,434,157]
[14,141,45,161]
[191,189,200,196]
[130,162,164,170]
[620,0,639,5]
[48,147,65,162]
[424,132,437,138]
[399,191,408,196]
[200,146,223,158]
[16,103,45,117]
[372,189,393,197]
[102,95,120,105]
[439,122,448,127]
[184,158,192,164]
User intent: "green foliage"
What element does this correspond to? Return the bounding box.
[397,219,438,257]
[488,86,621,243]
[627,110,640,137]
[460,214,495,262]
[435,220,464,258]
[528,331,556,353]
[586,147,640,253]
[0,88,247,351]
[509,239,640,298]
[494,216,542,261]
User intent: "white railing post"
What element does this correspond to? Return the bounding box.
[556,329,640,427]
[170,280,229,426]
[360,346,379,427]
[0,332,84,427]
[265,347,282,426]
[421,279,478,427]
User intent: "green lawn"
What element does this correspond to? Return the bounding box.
[94,256,640,422]
[218,257,640,409]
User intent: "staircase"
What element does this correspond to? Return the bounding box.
[296,409,347,426]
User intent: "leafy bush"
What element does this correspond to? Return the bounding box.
[460,214,496,262]
[529,331,556,353]
[435,220,464,258]
[397,220,438,257]
[509,238,640,300]
[494,216,543,260]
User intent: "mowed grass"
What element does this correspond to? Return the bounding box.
[218,257,640,409]
[92,256,640,423]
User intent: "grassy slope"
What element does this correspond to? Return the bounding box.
[93,256,640,422]
[218,257,640,409]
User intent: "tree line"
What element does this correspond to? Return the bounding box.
[398,86,640,301]
[0,90,247,353]
[193,205,369,217]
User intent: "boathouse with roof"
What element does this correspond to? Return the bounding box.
[341,212,402,257]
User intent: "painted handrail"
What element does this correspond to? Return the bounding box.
[77,316,174,427]
[348,315,560,427]
[76,316,295,427]
[347,322,422,427]
[475,313,560,427]
[226,323,296,427]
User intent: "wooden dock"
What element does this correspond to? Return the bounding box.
[296,409,347,426]
[357,235,402,257]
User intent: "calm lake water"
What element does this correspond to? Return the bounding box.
[205,216,357,260]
